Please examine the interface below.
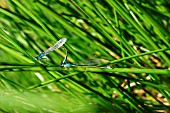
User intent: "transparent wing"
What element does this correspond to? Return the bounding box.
[44,38,67,54]
[75,59,101,66]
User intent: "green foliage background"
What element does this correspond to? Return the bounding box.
[0,0,170,112]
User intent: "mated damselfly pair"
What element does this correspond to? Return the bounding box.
[34,38,111,69]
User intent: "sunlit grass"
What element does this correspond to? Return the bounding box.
[0,0,170,112]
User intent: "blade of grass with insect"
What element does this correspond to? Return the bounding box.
[0,0,170,112]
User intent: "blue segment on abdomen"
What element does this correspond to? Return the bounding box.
[38,53,45,59]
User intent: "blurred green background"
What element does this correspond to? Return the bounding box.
[0,0,170,112]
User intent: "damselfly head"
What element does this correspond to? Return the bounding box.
[34,56,38,60]
[60,61,64,68]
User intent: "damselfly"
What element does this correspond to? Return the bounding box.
[34,38,67,60]
[61,58,101,68]
[60,49,111,69]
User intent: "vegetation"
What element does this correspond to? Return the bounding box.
[0,0,170,112]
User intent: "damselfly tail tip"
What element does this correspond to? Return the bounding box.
[106,65,112,69]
